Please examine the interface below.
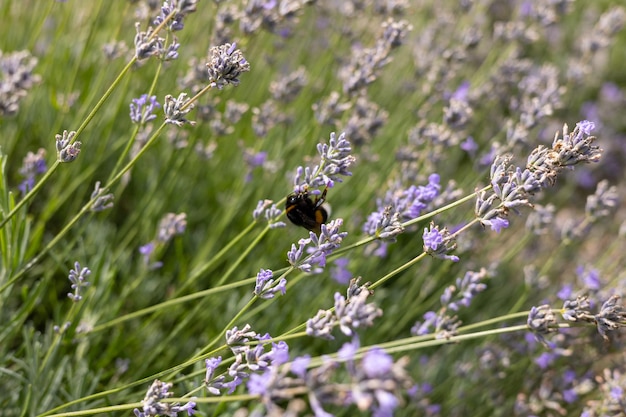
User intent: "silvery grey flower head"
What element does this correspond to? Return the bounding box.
[134,23,164,60]
[585,179,619,221]
[527,304,557,345]
[154,0,198,32]
[67,261,91,302]
[527,120,601,186]
[163,93,195,126]
[90,181,114,212]
[55,130,81,163]
[206,43,250,90]
[363,205,404,241]
[594,295,626,341]
[133,379,196,417]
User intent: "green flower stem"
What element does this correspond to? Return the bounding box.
[177,220,258,295]
[89,276,255,333]
[215,226,271,287]
[0,57,138,230]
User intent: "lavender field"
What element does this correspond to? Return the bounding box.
[1,1,625,416]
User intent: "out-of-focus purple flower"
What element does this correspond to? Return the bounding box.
[252,199,286,229]
[363,174,441,240]
[576,266,602,292]
[130,94,161,124]
[90,181,114,212]
[18,148,47,194]
[330,257,352,285]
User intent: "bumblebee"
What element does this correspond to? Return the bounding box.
[285,187,328,235]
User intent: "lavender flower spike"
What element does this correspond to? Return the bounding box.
[206,43,251,90]
[423,222,459,262]
[287,219,347,273]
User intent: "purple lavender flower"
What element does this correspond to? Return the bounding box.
[55,130,81,163]
[133,379,196,417]
[206,43,250,90]
[130,94,161,124]
[252,199,286,229]
[0,49,41,116]
[204,357,224,395]
[134,24,164,60]
[67,262,91,302]
[292,132,356,193]
[422,222,460,262]
[334,285,382,337]
[254,268,287,299]
[153,0,198,32]
[287,219,346,273]
[330,257,352,285]
[363,174,441,240]
[18,148,47,194]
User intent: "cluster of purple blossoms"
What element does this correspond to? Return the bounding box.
[245,337,413,417]
[130,94,161,125]
[153,0,197,32]
[204,324,289,396]
[133,23,180,62]
[55,130,81,163]
[18,148,47,194]
[134,379,196,417]
[307,277,382,340]
[254,268,287,299]
[477,121,602,231]
[422,222,460,262]
[292,132,356,193]
[67,262,91,302]
[412,268,491,338]
[287,219,347,273]
[363,173,441,242]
